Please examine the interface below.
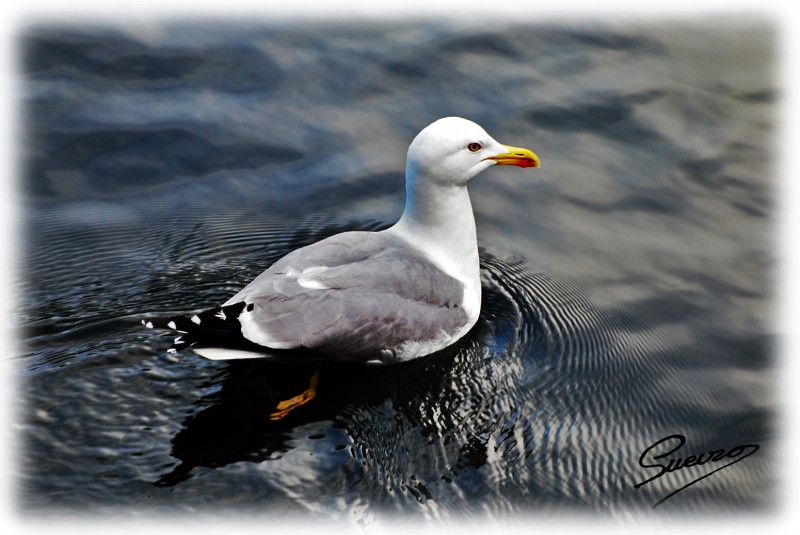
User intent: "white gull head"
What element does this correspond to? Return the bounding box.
[406,117,540,187]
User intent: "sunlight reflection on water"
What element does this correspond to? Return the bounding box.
[18,18,775,521]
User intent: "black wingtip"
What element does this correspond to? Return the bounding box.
[142,302,251,354]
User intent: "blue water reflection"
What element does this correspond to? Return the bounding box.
[18,19,775,522]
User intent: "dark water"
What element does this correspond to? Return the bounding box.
[16,19,776,524]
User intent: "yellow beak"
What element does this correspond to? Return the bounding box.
[487,145,540,168]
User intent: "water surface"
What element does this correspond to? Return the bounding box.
[16,19,776,524]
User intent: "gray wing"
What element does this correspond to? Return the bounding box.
[224,231,469,361]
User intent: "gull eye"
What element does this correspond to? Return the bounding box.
[467,142,482,153]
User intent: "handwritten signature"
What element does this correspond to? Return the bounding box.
[633,433,759,508]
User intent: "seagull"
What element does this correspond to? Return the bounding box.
[144,117,539,368]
